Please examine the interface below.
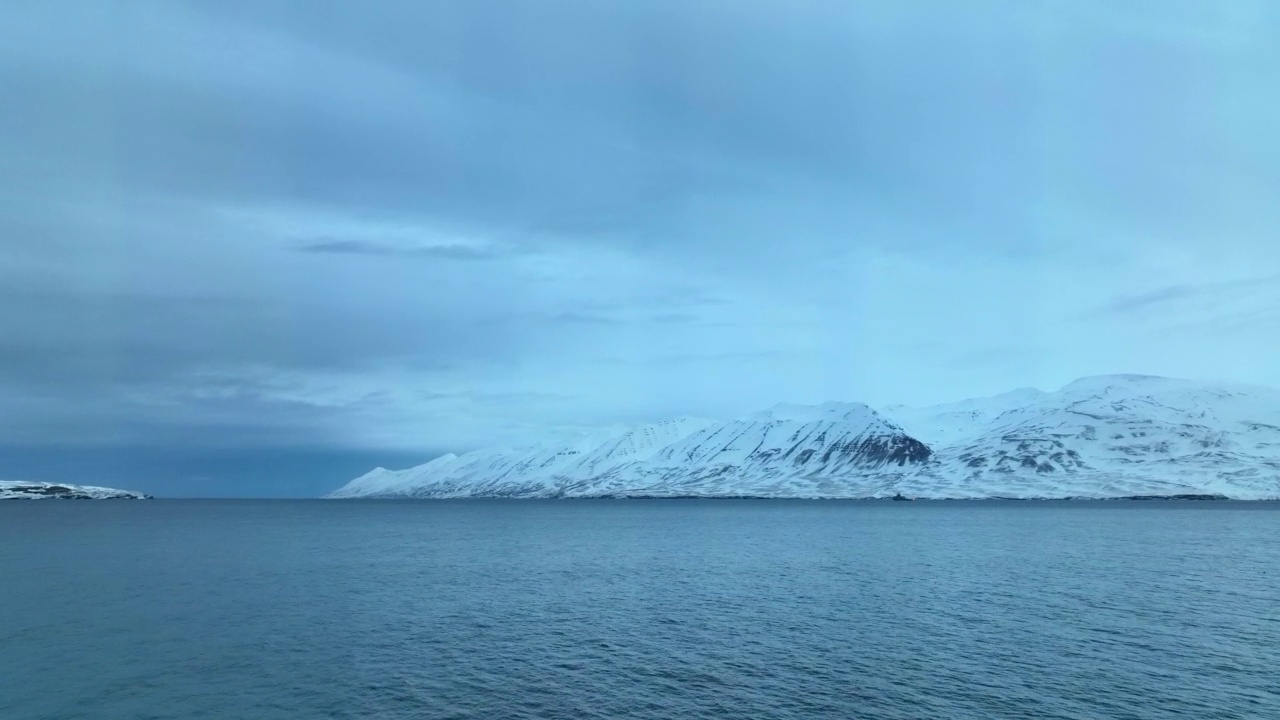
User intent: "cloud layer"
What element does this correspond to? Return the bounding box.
[2,1,1279,493]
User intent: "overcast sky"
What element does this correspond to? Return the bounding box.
[3,1,1279,496]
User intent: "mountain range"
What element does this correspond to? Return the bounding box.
[0,481,152,500]
[327,375,1280,500]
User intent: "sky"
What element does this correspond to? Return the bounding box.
[2,0,1279,497]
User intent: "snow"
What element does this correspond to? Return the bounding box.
[327,375,1280,500]
[0,481,151,500]
[892,375,1280,500]
[328,400,928,499]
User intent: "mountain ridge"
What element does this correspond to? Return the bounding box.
[328,375,1280,500]
[0,481,152,500]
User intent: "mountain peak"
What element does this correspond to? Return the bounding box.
[1059,374,1173,391]
[754,401,885,425]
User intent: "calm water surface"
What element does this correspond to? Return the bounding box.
[2,500,1278,719]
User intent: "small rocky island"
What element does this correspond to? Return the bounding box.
[0,481,152,500]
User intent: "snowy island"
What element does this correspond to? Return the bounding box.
[0,482,152,500]
[327,375,1280,501]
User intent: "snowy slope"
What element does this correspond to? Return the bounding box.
[0,481,151,500]
[893,375,1280,499]
[883,387,1048,446]
[329,429,621,499]
[328,376,1280,500]
[557,417,715,480]
[579,402,930,497]
[328,403,930,498]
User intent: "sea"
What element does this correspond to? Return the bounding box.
[1,499,1277,719]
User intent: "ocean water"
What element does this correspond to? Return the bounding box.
[1,500,1278,720]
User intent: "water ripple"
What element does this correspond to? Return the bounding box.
[2,500,1278,719]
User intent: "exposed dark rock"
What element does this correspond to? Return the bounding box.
[1117,494,1229,501]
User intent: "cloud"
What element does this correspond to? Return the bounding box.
[1095,285,1198,315]
[296,239,503,261]
[648,313,701,325]
[1091,275,1280,317]
[1,0,1279,495]
[548,312,622,326]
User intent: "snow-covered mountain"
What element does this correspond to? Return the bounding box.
[329,403,928,498]
[327,375,1280,500]
[893,375,1280,500]
[0,481,152,500]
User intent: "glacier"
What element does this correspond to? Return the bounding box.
[328,375,1280,500]
[0,481,152,500]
